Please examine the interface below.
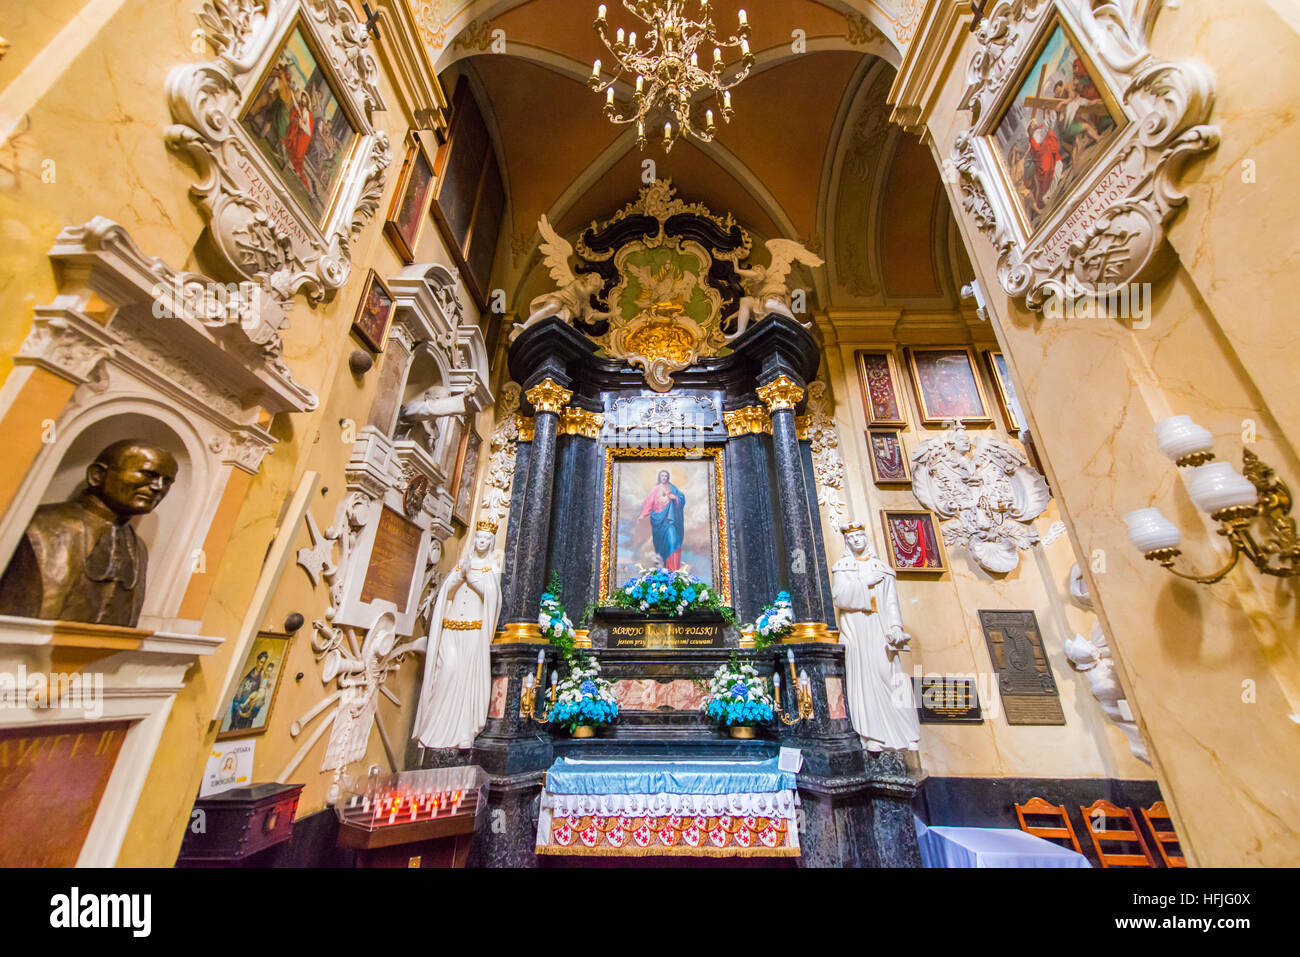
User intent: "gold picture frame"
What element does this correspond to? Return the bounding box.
[905,346,994,427]
[349,268,394,353]
[598,447,731,605]
[984,350,1026,433]
[383,134,436,264]
[238,13,363,231]
[881,509,948,575]
[855,350,909,428]
[867,429,912,486]
[216,630,294,740]
[981,8,1129,244]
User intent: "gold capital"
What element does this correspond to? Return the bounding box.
[757,375,804,413]
[525,378,573,415]
[559,407,605,439]
[723,405,772,436]
[515,415,536,442]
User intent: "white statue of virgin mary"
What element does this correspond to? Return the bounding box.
[412,523,502,750]
[832,522,920,753]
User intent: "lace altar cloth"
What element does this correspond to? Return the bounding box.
[535,758,801,858]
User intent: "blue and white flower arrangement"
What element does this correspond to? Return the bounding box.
[548,654,618,735]
[749,590,794,648]
[611,567,737,623]
[538,572,576,660]
[704,655,775,727]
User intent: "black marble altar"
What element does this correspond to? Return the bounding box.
[456,313,922,867]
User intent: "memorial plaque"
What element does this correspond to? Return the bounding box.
[0,721,129,867]
[915,676,984,724]
[978,609,1066,725]
[606,620,726,650]
[359,506,424,610]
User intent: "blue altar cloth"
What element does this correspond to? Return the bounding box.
[544,758,796,796]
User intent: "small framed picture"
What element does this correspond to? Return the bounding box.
[383,135,435,264]
[855,350,909,428]
[984,350,1025,433]
[350,269,394,352]
[451,426,482,526]
[217,630,293,739]
[881,509,948,575]
[867,430,911,485]
[906,347,993,427]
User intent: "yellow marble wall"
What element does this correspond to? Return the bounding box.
[904,0,1300,865]
[817,321,1152,785]
[0,0,481,865]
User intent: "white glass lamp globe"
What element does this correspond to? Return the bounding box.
[1153,415,1214,463]
[1123,508,1182,553]
[1186,462,1259,514]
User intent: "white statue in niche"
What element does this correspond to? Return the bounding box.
[831,522,920,753]
[397,384,468,456]
[728,238,824,340]
[412,523,502,750]
[511,215,610,342]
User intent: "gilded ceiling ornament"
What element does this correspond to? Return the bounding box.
[910,422,1051,573]
[723,405,772,436]
[757,376,805,413]
[525,378,574,415]
[611,395,719,435]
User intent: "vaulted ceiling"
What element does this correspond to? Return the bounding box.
[427,0,971,317]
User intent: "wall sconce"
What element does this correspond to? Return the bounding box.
[1124,415,1299,583]
[774,650,815,726]
[521,652,557,725]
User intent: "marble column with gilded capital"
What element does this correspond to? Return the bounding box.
[498,377,573,641]
[758,373,830,639]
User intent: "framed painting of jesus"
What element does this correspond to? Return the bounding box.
[598,448,731,604]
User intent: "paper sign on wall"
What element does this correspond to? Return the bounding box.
[201,740,255,797]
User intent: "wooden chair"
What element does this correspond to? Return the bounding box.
[1080,799,1156,867]
[1014,797,1082,854]
[1140,801,1186,868]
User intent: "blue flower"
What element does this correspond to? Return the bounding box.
[683,587,696,602]
[730,681,749,698]
[579,679,598,696]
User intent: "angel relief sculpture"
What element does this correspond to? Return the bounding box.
[728,239,825,340]
[910,422,1051,574]
[510,215,611,342]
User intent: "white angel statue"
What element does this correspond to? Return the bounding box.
[397,384,468,456]
[511,215,610,342]
[728,238,825,340]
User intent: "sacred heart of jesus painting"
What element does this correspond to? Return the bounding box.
[600,449,730,602]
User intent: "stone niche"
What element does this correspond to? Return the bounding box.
[313,263,491,639]
[0,216,317,864]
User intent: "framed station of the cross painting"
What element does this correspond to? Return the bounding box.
[983,9,1126,242]
[855,350,909,428]
[598,448,731,605]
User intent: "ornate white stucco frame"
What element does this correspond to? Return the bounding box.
[951,0,1217,310]
[166,0,392,304]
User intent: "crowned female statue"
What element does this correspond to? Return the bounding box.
[832,522,920,753]
[412,521,502,750]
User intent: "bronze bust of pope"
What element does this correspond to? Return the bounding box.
[0,440,178,627]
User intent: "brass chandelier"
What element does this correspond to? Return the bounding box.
[589,1,755,152]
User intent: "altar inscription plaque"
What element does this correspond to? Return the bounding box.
[607,621,726,650]
[915,676,984,724]
[978,609,1065,725]
[359,506,424,609]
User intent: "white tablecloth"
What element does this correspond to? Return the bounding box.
[918,825,1092,868]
